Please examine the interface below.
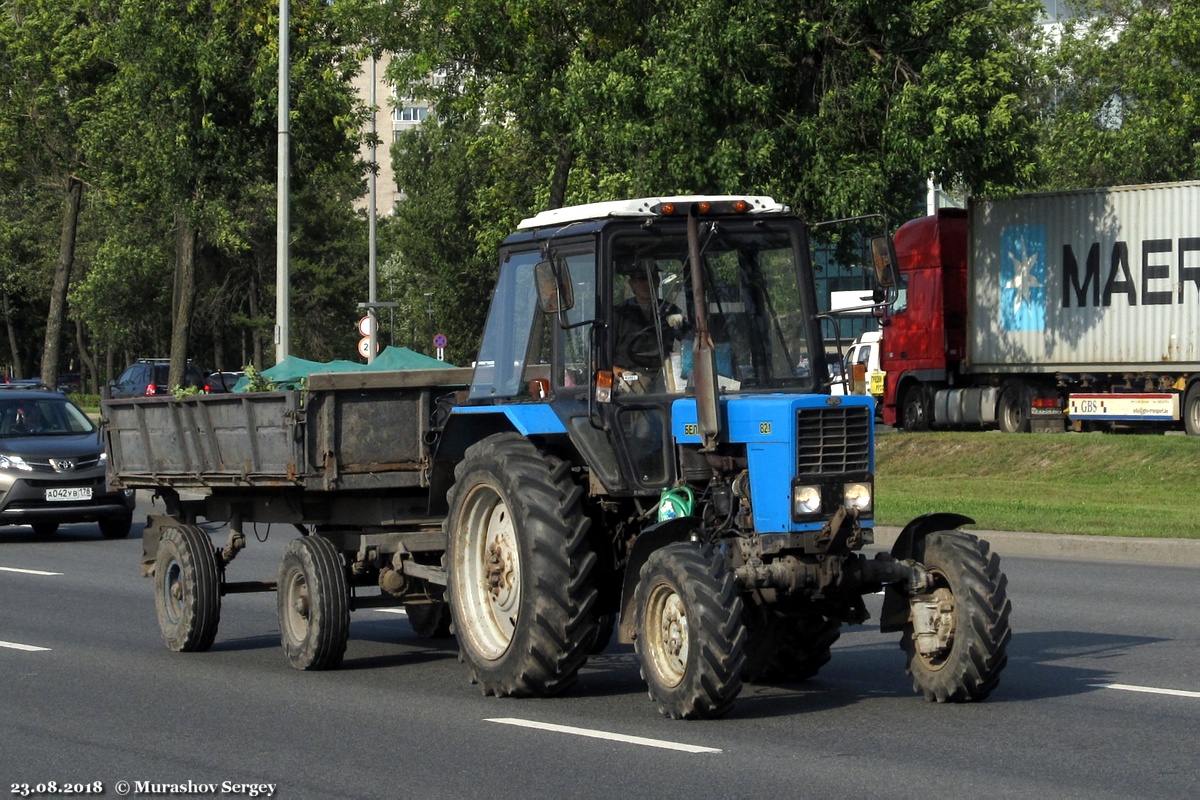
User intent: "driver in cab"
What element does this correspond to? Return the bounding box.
[612,259,686,394]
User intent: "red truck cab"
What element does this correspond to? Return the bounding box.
[880,209,969,428]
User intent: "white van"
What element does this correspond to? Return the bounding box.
[831,331,883,398]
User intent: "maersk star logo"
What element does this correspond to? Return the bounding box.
[1000,224,1046,331]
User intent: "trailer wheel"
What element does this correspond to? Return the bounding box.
[742,610,841,683]
[902,531,1011,702]
[901,385,932,431]
[405,602,453,638]
[277,535,350,670]
[99,513,133,540]
[154,525,221,652]
[635,543,746,719]
[1184,383,1200,436]
[445,433,598,697]
[997,383,1031,433]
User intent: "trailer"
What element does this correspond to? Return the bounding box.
[106,196,1011,718]
[879,181,1200,434]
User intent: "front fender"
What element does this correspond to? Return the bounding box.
[616,517,704,643]
[879,512,975,633]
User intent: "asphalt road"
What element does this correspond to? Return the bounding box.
[3,498,1198,799]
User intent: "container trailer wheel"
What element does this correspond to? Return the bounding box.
[277,535,350,670]
[635,543,746,719]
[997,383,1032,433]
[1184,383,1200,436]
[444,433,598,697]
[901,530,1011,702]
[154,524,221,652]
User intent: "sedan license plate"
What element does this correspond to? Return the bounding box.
[46,487,92,502]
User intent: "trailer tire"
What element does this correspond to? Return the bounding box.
[405,602,453,638]
[901,531,1011,702]
[901,385,933,431]
[997,383,1032,433]
[635,543,746,719]
[154,525,221,652]
[1184,383,1200,436]
[277,535,350,670]
[742,610,841,683]
[99,513,134,540]
[445,433,598,697]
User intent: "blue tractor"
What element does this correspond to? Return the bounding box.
[433,196,1012,718]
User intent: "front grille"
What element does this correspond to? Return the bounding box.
[27,455,103,473]
[796,406,871,475]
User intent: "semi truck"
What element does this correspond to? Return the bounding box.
[104,195,1011,719]
[879,181,1200,434]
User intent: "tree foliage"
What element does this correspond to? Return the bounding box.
[1035,0,1200,188]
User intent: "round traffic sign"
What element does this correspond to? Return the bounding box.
[433,333,448,349]
[358,337,380,358]
[358,315,376,337]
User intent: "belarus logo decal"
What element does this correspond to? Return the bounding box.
[1000,224,1046,332]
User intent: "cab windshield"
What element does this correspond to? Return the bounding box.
[611,219,817,392]
[0,397,97,437]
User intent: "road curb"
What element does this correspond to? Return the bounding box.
[872,526,1200,567]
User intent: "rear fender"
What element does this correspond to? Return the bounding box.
[879,512,975,632]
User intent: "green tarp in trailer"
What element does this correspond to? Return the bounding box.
[233,346,454,391]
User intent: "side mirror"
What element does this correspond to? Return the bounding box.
[535,259,575,314]
[870,236,898,289]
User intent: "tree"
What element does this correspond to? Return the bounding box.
[1035,0,1200,188]
[0,0,116,386]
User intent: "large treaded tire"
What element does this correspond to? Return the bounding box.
[154,525,221,652]
[445,433,598,697]
[902,531,1012,702]
[277,535,350,670]
[742,609,841,684]
[635,543,746,719]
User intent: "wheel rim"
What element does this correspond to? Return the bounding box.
[913,571,956,672]
[645,581,689,687]
[457,483,521,661]
[162,558,184,625]
[282,569,310,642]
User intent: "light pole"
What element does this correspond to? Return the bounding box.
[275,0,290,363]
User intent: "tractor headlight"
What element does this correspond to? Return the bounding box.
[792,484,822,516]
[843,481,873,514]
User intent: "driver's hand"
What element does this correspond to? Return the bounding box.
[666,313,685,329]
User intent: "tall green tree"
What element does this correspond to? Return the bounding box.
[374,0,1044,355]
[0,0,116,386]
[1035,0,1200,188]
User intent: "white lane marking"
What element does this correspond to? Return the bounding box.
[486,717,722,754]
[0,566,62,576]
[0,640,51,652]
[1094,683,1200,699]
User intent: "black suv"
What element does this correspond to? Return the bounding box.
[0,385,135,538]
[110,358,208,397]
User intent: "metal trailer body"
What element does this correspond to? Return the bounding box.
[882,181,1200,433]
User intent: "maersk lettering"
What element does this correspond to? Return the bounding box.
[1062,237,1200,307]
